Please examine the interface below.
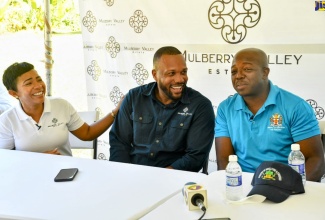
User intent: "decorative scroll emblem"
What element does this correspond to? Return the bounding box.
[82,11,97,33]
[129,10,148,33]
[110,86,124,106]
[104,0,114,7]
[306,99,325,120]
[208,0,261,44]
[87,60,101,81]
[105,36,120,58]
[97,153,106,160]
[132,63,149,85]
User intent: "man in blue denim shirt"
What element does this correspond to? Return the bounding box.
[109,46,215,172]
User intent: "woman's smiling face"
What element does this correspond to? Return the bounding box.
[12,69,46,108]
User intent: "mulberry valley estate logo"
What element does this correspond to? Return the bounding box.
[132,63,149,85]
[106,36,121,58]
[104,0,114,7]
[87,60,101,81]
[82,11,97,33]
[129,10,148,33]
[208,0,261,44]
[110,86,124,107]
[306,99,324,120]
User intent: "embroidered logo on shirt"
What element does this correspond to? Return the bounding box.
[48,118,64,128]
[268,113,285,130]
[177,107,193,116]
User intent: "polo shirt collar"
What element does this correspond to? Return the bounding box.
[143,82,190,104]
[15,97,51,121]
[234,80,278,111]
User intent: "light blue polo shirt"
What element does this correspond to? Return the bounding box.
[215,81,320,172]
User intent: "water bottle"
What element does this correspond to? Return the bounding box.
[288,143,306,185]
[225,155,243,201]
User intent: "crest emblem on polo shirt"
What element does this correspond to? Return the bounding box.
[270,113,283,127]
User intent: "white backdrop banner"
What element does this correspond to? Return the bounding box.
[79,0,325,172]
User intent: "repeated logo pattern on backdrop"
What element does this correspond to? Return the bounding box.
[208,0,261,44]
[87,60,101,81]
[82,11,97,33]
[105,37,120,58]
[132,63,149,85]
[79,1,325,169]
[306,99,325,120]
[129,10,148,33]
[110,86,124,106]
[104,0,114,7]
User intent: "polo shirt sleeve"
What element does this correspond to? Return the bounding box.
[291,100,320,142]
[63,100,84,131]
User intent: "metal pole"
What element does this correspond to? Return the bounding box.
[44,0,53,96]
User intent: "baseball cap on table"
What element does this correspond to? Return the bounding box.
[247,161,305,203]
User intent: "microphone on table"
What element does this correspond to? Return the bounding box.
[182,182,207,211]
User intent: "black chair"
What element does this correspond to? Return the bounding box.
[202,158,209,175]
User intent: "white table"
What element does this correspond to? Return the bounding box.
[0,150,206,220]
[141,170,325,220]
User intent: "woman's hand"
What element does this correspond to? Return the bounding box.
[44,148,61,155]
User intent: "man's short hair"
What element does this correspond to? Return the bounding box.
[153,46,182,68]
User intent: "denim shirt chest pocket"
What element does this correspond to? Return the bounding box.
[166,118,191,150]
[131,113,154,144]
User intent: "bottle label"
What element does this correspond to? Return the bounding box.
[226,175,242,186]
[290,164,305,175]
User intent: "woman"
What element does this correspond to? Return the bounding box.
[0,62,122,156]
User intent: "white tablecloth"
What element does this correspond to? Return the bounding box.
[0,149,206,220]
[141,170,325,220]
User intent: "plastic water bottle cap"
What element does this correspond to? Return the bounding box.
[229,155,238,162]
[291,144,300,151]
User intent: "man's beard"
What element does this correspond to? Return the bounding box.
[159,83,186,102]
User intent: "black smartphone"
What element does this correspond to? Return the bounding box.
[203,218,231,220]
[54,168,79,182]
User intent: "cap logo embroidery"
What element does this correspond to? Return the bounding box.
[258,167,282,181]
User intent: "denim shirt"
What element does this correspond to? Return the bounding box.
[109,82,215,172]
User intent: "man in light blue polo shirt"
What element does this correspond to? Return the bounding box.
[214,48,325,182]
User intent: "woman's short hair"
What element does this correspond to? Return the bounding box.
[3,62,34,91]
